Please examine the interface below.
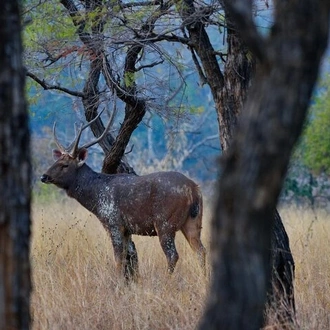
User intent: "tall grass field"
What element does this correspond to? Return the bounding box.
[30,200,330,329]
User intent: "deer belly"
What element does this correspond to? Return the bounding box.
[125,217,157,236]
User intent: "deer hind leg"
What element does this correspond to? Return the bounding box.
[158,233,179,274]
[181,219,206,273]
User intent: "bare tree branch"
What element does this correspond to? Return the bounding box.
[136,59,165,71]
[119,0,162,9]
[26,71,85,97]
[185,134,218,157]
[190,48,207,85]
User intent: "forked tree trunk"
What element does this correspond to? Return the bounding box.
[0,1,31,329]
[199,1,329,329]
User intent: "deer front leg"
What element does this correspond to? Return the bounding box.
[158,233,179,274]
[125,236,139,281]
[109,227,127,278]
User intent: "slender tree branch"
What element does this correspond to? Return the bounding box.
[102,54,145,106]
[190,48,207,85]
[26,71,85,97]
[176,0,225,103]
[213,50,227,62]
[186,134,218,156]
[136,59,165,71]
[119,0,162,9]
[108,31,191,46]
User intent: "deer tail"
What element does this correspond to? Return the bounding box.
[189,187,203,218]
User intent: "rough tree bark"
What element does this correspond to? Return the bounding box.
[0,1,31,329]
[217,5,295,324]
[199,1,330,329]
[178,0,295,324]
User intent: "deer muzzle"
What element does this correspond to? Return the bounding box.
[41,174,53,184]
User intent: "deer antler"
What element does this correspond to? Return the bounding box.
[53,121,82,153]
[65,122,83,154]
[52,102,117,157]
[68,108,106,156]
[79,103,117,152]
[53,122,66,152]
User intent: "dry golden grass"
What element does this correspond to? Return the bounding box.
[31,200,330,329]
[280,207,330,330]
[31,199,211,330]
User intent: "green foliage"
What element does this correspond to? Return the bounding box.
[189,106,205,115]
[23,0,82,101]
[300,76,330,175]
[23,1,76,53]
[124,71,136,88]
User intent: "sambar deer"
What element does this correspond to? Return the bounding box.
[41,111,206,278]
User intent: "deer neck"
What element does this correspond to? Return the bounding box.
[66,164,105,213]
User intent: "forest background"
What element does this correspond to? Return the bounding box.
[24,0,330,209]
[12,0,330,329]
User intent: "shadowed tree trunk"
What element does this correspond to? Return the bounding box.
[216,6,296,324]
[268,209,295,324]
[178,0,296,323]
[0,1,31,329]
[199,1,330,329]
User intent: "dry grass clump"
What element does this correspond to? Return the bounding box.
[31,200,330,329]
[279,206,330,330]
[31,199,211,330]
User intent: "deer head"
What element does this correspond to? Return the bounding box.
[41,108,115,189]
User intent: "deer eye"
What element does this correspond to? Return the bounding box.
[61,164,69,169]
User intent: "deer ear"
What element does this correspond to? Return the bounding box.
[77,148,88,167]
[53,149,63,161]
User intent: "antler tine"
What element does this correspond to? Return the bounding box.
[68,108,106,156]
[64,121,82,153]
[53,122,66,152]
[80,102,118,150]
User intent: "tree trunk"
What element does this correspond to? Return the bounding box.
[0,1,31,329]
[178,1,296,324]
[268,210,295,324]
[219,7,296,324]
[199,1,329,329]
[217,7,255,151]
